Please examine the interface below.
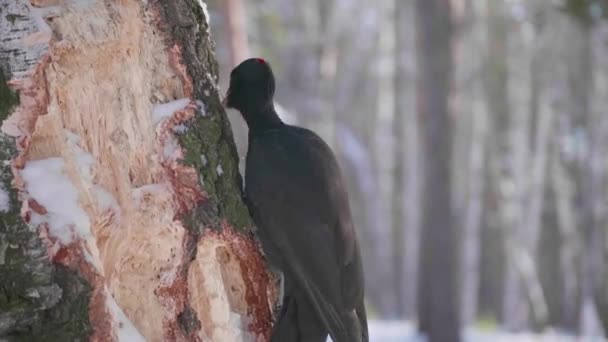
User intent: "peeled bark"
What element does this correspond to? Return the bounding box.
[0,1,273,341]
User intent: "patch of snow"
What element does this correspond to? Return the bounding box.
[21,157,91,244]
[151,98,191,125]
[163,136,180,159]
[94,186,120,217]
[105,289,146,342]
[355,320,602,342]
[465,328,582,342]
[83,248,103,273]
[368,321,421,342]
[0,184,10,213]
[581,296,605,338]
[22,131,116,255]
[195,0,211,29]
[173,124,188,134]
[204,90,210,96]
[200,154,208,167]
[206,73,217,86]
[196,100,207,116]
[216,164,223,176]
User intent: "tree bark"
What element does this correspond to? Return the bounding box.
[454,0,486,325]
[0,1,273,341]
[459,74,487,326]
[394,0,419,320]
[375,0,398,316]
[415,0,460,340]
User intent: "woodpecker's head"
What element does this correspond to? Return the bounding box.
[224,58,276,116]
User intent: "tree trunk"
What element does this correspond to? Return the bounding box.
[477,1,509,327]
[455,0,486,325]
[394,0,419,320]
[0,1,273,341]
[459,73,487,326]
[223,0,250,68]
[589,22,608,335]
[415,0,460,340]
[375,0,398,317]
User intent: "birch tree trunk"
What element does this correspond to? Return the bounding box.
[0,1,273,341]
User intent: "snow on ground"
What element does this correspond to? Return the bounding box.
[330,320,608,342]
[368,320,422,342]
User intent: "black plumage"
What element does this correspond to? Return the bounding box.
[224,58,368,342]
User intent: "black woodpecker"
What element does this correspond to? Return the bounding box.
[224,58,368,342]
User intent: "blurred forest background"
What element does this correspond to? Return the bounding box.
[207,0,608,339]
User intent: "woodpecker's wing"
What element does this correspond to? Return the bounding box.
[245,126,363,341]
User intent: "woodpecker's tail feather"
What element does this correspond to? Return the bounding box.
[334,301,367,342]
[356,298,369,342]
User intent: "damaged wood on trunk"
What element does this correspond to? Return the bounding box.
[0,0,273,341]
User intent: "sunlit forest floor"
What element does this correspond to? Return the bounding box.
[363,320,607,342]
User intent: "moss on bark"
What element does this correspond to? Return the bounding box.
[159,0,253,233]
[0,70,18,123]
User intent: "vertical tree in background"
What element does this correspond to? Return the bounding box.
[563,6,604,334]
[223,0,250,67]
[482,0,512,328]
[415,0,461,340]
[375,0,398,316]
[450,0,490,325]
[394,0,419,320]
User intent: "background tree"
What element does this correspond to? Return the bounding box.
[415,0,461,340]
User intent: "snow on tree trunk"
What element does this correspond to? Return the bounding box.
[0,1,273,341]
